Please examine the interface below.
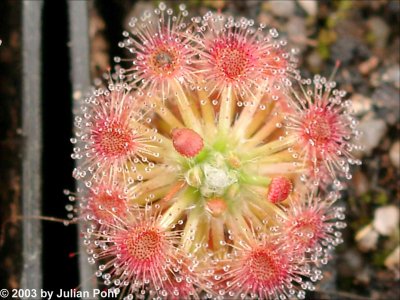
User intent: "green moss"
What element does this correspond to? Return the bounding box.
[372,248,392,267]
[360,193,372,204]
[317,29,337,60]
[327,0,352,28]
[337,0,353,12]
[358,190,388,205]
[350,216,371,231]
[326,15,338,29]
[318,0,352,60]
[366,32,376,45]
[374,192,388,205]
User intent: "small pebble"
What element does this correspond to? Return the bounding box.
[355,225,379,252]
[382,65,400,88]
[373,84,400,125]
[307,50,323,72]
[357,118,387,156]
[297,0,317,16]
[359,56,379,75]
[267,0,295,18]
[351,93,372,116]
[367,17,390,49]
[373,205,399,236]
[384,246,400,277]
[389,141,400,168]
[286,17,307,48]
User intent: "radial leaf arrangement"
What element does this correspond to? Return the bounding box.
[70,3,361,299]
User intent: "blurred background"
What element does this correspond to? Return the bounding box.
[0,0,399,299]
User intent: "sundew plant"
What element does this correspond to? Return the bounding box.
[70,3,362,299]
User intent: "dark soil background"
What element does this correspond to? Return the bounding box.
[0,0,399,299]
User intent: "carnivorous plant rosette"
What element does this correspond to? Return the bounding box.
[71,3,361,299]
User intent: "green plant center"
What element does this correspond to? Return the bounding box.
[183,147,239,197]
